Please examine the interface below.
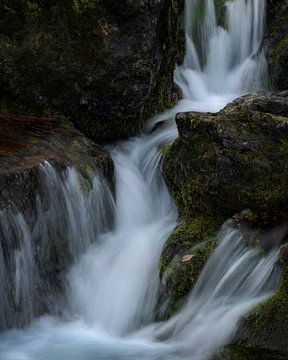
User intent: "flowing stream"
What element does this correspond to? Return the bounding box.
[0,1,282,359]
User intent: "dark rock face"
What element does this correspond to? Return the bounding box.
[0,112,114,330]
[0,112,113,212]
[163,93,288,222]
[266,0,288,90]
[0,0,184,143]
[160,92,288,325]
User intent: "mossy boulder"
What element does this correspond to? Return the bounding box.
[158,217,220,317]
[266,0,288,90]
[163,93,288,223]
[160,92,288,320]
[0,0,185,143]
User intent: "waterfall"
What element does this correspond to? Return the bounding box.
[0,163,114,330]
[174,0,267,113]
[68,129,177,336]
[0,1,281,359]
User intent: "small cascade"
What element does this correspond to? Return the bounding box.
[0,223,281,360]
[147,224,281,360]
[175,0,267,112]
[0,163,114,330]
[68,126,178,335]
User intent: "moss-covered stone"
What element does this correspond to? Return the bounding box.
[160,92,288,324]
[163,93,288,223]
[160,217,220,273]
[158,217,219,317]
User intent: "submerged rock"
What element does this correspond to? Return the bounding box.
[0,0,184,142]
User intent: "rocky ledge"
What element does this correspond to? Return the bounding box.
[0,112,113,212]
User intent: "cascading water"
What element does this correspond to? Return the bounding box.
[174,0,267,113]
[0,0,282,359]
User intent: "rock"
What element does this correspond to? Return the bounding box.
[0,112,113,212]
[266,0,288,90]
[224,242,288,359]
[163,93,288,223]
[0,112,114,329]
[0,0,185,143]
[160,92,288,326]
[158,217,219,318]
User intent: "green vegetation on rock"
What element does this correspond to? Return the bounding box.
[159,217,219,317]
[163,94,288,223]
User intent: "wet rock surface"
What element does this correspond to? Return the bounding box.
[0,112,113,212]
[160,92,288,332]
[163,93,288,222]
[0,0,184,143]
[0,112,115,330]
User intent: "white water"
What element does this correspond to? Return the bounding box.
[173,0,267,113]
[0,0,281,359]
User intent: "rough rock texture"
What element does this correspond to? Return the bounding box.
[163,93,288,222]
[266,0,288,90]
[160,93,288,320]
[0,112,113,212]
[0,112,114,330]
[0,0,184,143]
[158,217,218,316]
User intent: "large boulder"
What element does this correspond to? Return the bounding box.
[163,93,288,222]
[160,93,288,319]
[0,0,185,143]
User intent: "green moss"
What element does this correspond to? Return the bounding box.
[248,260,288,331]
[162,239,216,317]
[160,216,220,273]
[279,139,288,156]
[159,216,220,318]
[159,144,172,155]
[163,98,288,222]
